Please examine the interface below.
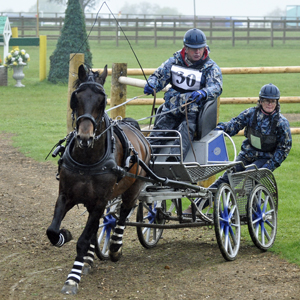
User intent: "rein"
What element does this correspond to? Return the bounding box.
[136,99,195,122]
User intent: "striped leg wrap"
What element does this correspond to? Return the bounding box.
[67,261,84,283]
[83,244,95,266]
[111,225,125,246]
[55,232,65,247]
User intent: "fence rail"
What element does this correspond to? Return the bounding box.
[5,16,300,46]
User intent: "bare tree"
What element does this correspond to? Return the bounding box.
[267,7,285,17]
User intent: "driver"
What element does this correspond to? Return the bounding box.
[184,83,292,213]
[144,28,222,161]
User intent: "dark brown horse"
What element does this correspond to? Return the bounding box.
[46,64,151,294]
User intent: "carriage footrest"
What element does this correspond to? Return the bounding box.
[150,161,240,183]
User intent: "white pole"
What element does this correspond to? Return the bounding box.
[36,0,39,36]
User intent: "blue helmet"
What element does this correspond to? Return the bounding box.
[259,83,280,100]
[183,28,207,48]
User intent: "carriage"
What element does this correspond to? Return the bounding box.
[47,65,278,294]
[95,104,278,262]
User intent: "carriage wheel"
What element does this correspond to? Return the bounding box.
[136,200,166,249]
[247,184,277,251]
[95,209,117,260]
[214,183,240,261]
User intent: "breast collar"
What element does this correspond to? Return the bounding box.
[61,113,117,176]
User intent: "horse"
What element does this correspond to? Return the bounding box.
[46,64,151,294]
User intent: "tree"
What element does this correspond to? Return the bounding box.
[48,0,100,13]
[48,0,92,84]
[267,7,285,17]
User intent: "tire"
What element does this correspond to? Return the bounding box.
[214,183,240,261]
[136,201,166,249]
[95,208,118,260]
[247,184,277,251]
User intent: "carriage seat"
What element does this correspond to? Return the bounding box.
[154,98,218,140]
[194,98,218,140]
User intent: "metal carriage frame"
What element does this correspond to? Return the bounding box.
[95,128,278,262]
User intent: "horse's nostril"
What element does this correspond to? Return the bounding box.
[76,134,94,148]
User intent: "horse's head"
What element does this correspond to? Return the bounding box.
[70,64,108,148]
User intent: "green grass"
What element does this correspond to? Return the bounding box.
[0,39,300,265]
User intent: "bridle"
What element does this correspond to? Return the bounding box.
[70,72,108,144]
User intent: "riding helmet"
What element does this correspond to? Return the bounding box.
[259,83,280,100]
[183,28,207,48]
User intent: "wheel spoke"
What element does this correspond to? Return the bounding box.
[225,191,231,209]
[255,222,260,237]
[228,236,233,255]
[262,224,271,242]
[153,228,157,240]
[261,223,265,244]
[146,227,151,242]
[257,190,262,206]
[102,234,110,254]
[262,195,269,213]
[252,216,262,225]
[265,219,275,229]
[229,226,237,246]
[228,205,237,218]
[224,226,229,251]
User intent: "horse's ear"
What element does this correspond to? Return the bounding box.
[99,65,108,85]
[78,64,87,82]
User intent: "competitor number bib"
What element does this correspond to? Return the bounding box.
[171,65,202,91]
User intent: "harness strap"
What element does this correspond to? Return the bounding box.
[113,122,131,168]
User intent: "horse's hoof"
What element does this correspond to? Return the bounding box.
[82,262,92,275]
[109,246,123,262]
[61,279,78,295]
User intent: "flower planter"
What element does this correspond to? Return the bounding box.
[4,48,30,87]
[12,64,26,87]
[0,66,8,86]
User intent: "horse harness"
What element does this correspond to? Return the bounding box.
[55,114,146,183]
[54,75,149,181]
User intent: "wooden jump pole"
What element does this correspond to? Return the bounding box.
[67,53,84,133]
[107,96,300,105]
[93,66,300,76]
[110,63,127,120]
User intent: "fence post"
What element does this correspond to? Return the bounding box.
[98,19,101,44]
[173,21,176,44]
[116,22,119,47]
[209,18,213,44]
[39,35,47,81]
[135,18,138,44]
[247,18,250,44]
[110,63,127,120]
[271,20,274,47]
[154,21,157,47]
[231,20,235,47]
[67,53,84,133]
[283,20,286,44]
[11,27,18,50]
